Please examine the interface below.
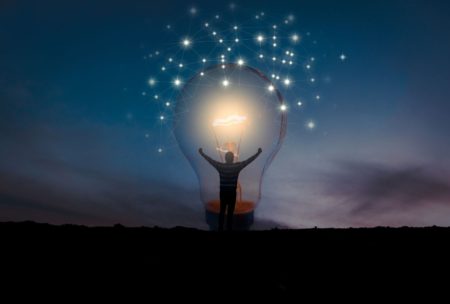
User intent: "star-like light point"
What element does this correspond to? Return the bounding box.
[306,120,316,130]
[256,34,265,43]
[173,78,182,87]
[291,34,300,43]
[189,7,197,15]
[182,38,192,48]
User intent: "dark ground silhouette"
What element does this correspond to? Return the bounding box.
[1,221,449,299]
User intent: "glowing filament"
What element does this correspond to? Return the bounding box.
[212,115,247,127]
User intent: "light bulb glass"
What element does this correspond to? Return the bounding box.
[174,63,287,228]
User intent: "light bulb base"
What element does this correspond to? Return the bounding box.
[205,207,254,231]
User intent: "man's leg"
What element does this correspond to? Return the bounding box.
[226,191,237,231]
[219,195,227,232]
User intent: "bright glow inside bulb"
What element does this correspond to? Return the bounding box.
[174,63,287,229]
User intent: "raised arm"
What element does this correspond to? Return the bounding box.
[199,148,220,168]
[239,148,262,169]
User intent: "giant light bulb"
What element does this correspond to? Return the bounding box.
[174,63,287,230]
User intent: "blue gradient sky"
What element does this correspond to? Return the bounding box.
[1,0,450,228]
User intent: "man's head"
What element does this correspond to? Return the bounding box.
[225,151,234,164]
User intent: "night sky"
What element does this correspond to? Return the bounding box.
[1,0,450,229]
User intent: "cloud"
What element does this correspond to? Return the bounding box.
[324,161,450,217]
[0,117,285,229]
[0,165,205,227]
[0,159,286,229]
[257,149,450,228]
[0,101,205,227]
[5,82,448,229]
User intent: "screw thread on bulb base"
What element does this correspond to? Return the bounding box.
[205,209,254,231]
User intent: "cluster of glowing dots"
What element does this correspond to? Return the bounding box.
[148,18,338,98]
[143,8,349,152]
[156,23,312,94]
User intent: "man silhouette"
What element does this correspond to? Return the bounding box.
[199,147,262,231]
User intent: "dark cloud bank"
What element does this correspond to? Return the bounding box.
[319,161,450,226]
[326,161,450,213]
